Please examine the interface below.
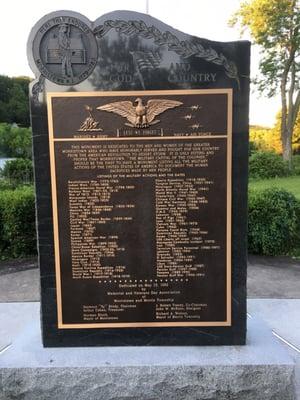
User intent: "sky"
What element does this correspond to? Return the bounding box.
[0,0,281,127]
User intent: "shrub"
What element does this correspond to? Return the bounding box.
[249,151,290,179]
[0,179,14,191]
[292,155,300,175]
[0,158,33,185]
[248,188,300,256]
[249,141,259,156]
[0,186,36,259]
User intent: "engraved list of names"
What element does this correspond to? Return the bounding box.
[47,89,232,328]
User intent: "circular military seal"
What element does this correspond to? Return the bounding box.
[31,15,98,85]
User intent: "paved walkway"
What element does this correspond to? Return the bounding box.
[0,258,39,302]
[0,255,299,302]
[247,255,300,298]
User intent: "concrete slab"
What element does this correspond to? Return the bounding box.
[248,299,300,351]
[0,302,37,353]
[248,299,300,400]
[0,303,293,368]
[0,302,296,400]
[0,269,40,302]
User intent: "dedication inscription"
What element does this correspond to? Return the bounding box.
[48,89,232,328]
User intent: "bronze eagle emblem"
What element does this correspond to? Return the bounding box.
[97,98,183,128]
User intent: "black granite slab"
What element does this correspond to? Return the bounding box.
[27,10,250,346]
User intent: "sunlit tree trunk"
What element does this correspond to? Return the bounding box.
[280,59,300,169]
[281,129,292,167]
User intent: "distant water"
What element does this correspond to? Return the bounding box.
[0,158,14,169]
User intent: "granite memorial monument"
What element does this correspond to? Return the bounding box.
[27,10,250,347]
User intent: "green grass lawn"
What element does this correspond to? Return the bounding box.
[249,175,300,200]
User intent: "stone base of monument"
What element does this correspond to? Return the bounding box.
[0,303,295,400]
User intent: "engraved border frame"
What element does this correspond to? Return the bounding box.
[47,88,233,329]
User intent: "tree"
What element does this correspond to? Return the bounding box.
[249,112,300,154]
[229,0,300,167]
[0,75,31,127]
[273,110,300,153]
[250,125,282,153]
[293,112,300,151]
[0,123,32,159]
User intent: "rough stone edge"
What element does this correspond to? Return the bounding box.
[0,364,295,400]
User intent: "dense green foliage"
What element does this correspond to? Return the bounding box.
[0,180,15,191]
[0,123,32,158]
[0,75,31,127]
[249,151,290,179]
[0,186,36,259]
[0,158,33,185]
[248,188,300,256]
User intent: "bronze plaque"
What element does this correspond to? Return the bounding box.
[47,89,232,329]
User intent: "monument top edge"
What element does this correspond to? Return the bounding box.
[27,9,250,94]
[27,9,251,47]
